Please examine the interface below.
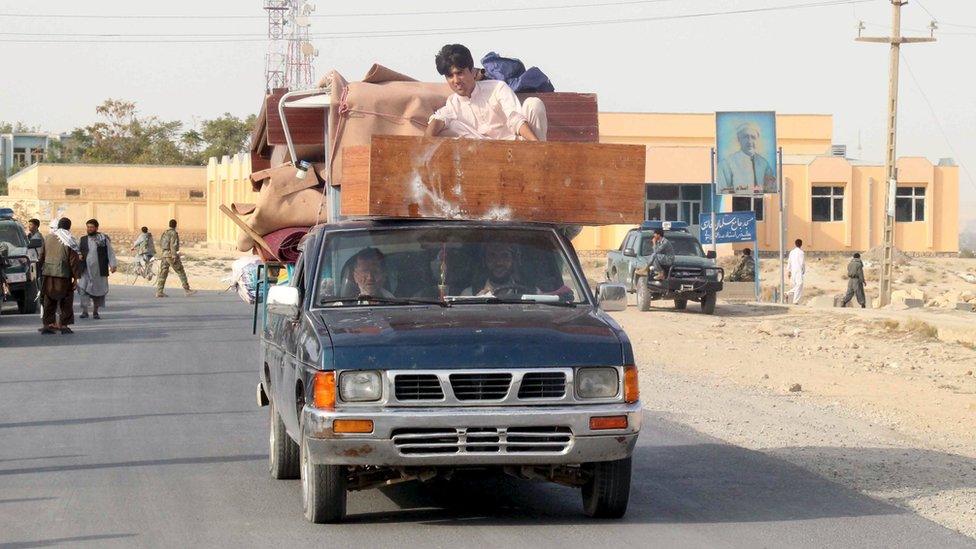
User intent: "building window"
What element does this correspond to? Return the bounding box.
[895,186,925,222]
[64,188,81,196]
[126,189,140,198]
[189,190,204,199]
[731,196,764,221]
[811,186,844,222]
[12,148,27,167]
[29,147,44,164]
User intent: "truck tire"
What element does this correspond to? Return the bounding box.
[581,457,632,518]
[301,423,347,523]
[700,291,717,315]
[636,277,651,311]
[268,400,300,480]
[673,298,687,310]
[17,284,38,314]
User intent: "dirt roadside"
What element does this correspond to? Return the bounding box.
[615,302,976,539]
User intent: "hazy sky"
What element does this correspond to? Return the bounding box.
[1,0,973,225]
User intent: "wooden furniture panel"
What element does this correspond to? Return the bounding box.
[340,135,644,225]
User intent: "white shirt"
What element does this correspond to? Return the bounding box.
[429,80,527,140]
[788,247,806,275]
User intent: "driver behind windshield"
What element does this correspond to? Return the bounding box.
[346,247,394,298]
[461,242,535,296]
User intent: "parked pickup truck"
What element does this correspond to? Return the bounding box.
[605,221,724,314]
[0,208,41,314]
[258,219,641,523]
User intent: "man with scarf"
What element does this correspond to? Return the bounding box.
[39,217,81,334]
[77,218,117,319]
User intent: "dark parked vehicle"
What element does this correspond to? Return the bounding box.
[605,221,724,314]
[258,219,640,523]
[0,208,40,314]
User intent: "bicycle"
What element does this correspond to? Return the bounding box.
[129,255,159,284]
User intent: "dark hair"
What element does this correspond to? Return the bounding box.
[169,219,177,228]
[653,229,665,237]
[28,218,40,226]
[742,247,752,256]
[353,247,385,266]
[86,218,99,228]
[853,252,861,259]
[795,238,803,247]
[57,217,71,230]
[435,44,474,76]
[141,226,148,233]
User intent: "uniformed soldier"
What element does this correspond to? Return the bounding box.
[155,219,196,297]
[728,247,756,282]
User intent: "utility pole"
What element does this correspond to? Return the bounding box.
[856,1,935,307]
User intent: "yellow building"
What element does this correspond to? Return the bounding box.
[206,154,259,250]
[2,163,207,243]
[573,112,959,254]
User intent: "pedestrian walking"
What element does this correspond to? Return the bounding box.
[841,252,867,308]
[785,238,805,304]
[38,217,81,334]
[77,219,117,319]
[156,219,196,297]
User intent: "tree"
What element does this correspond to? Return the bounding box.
[0,121,40,134]
[191,113,257,163]
[80,99,187,165]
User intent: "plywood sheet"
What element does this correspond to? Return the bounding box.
[340,135,644,225]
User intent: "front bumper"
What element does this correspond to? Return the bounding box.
[648,278,723,296]
[301,402,642,466]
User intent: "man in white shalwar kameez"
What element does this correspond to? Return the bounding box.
[785,238,805,304]
[77,218,117,319]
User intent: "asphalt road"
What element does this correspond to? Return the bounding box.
[0,286,972,548]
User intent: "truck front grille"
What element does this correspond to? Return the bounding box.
[517,372,567,399]
[391,426,572,455]
[394,374,444,401]
[671,267,704,279]
[449,373,512,401]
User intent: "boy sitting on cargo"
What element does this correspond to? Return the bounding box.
[425,44,548,142]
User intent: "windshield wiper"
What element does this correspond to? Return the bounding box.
[446,295,577,307]
[320,294,449,308]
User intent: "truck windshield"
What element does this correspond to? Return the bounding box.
[0,224,27,247]
[315,227,588,306]
[640,234,704,257]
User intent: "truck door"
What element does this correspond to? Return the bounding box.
[278,254,306,437]
[621,231,639,285]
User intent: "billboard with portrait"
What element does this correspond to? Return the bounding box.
[715,111,778,195]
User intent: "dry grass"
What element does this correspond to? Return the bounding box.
[901,274,917,284]
[903,318,938,339]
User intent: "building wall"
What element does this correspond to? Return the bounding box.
[206,154,258,250]
[2,163,207,242]
[573,112,959,254]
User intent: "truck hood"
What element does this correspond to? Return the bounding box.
[311,305,625,370]
[673,255,715,269]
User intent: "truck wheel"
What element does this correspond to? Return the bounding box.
[581,457,632,518]
[17,285,38,314]
[268,400,300,480]
[673,298,687,310]
[636,277,651,311]
[700,292,717,315]
[301,424,347,523]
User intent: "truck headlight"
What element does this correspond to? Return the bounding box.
[576,367,619,399]
[338,370,382,402]
[704,268,723,281]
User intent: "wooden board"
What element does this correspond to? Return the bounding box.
[340,135,644,225]
[517,92,598,143]
[265,88,327,146]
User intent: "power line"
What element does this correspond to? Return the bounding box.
[900,51,976,194]
[0,0,875,43]
[0,0,680,20]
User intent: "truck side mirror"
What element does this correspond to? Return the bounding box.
[706,250,716,259]
[623,248,636,257]
[595,283,627,312]
[267,285,301,320]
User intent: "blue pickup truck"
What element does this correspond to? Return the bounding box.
[605,221,724,314]
[257,219,641,523]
